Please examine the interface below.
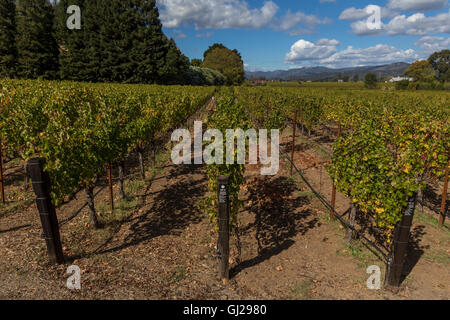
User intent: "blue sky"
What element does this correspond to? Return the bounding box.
[155,0,450,71]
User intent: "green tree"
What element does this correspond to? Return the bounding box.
[0,0,17,78]
[353,74,359,82]
[57,0,185,84]
[364,73,378,89]
[97,0,136,82]
[136,0,180,84]
[203,43,226,59]
[428,50,450,82]
[98,0,188,84]
[190,58,203,67]
[158,37,189,84]
[16,0,59,79]
[56,0,93,81]
[405,60,435,83]
[203,43,244,85]
[184,66,226,85]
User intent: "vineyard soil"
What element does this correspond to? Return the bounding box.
[0,116,448,300]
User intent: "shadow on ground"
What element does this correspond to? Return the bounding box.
[95,163,207,256]
[231,176,320,278]
[401,225,429,284]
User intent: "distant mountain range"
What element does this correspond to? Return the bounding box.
[245,62,411,81]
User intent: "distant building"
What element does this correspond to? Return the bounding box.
[389,76,413,83]
[252,79,267,86]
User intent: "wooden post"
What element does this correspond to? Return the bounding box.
[290,110,298,176]
[217,175,230,282]
[107,163,114,211]
[439,163,448,228]
[26,158,64,264]
[330,123,342,220]
[385,193,416,288]
[0,140,5,204]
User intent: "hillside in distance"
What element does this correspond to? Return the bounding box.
[246,62,410,81]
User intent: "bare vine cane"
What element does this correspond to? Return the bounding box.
[330,122,342,220]
[439,162,449,228]
[137,145,145,180]
[118,161,126,200]
[85,183,100,229]
[107,163,114,211]
[0,139,5,204]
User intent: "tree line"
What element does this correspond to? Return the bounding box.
[363,50,450,90]
[0,0,244,85]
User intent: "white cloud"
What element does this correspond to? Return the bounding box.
[173,29,187,39]
[321,44,419,67]
[274,10,332,36]
[387,0,448,12]
[339,5,396,21]
[156,0,279,29]
[277,10,331,31]
[414,36,450,56]
[350,20,385,36]
[316,39,340,46]
[196,32,214,38]
[386,12,450,35]
[350,11,450,36]
[339,7,372,21]
[285,39,340,63]
[156,0,332,35]
[285,40,419,68]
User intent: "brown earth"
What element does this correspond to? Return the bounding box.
[0,109,448,300]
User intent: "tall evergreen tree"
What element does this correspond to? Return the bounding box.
[159,37,189,84]
[56,0,102,82]
[98,0,187,84]
[16,0,59,79]
[0,0,17,78]
[128,0,172,84]
[57,0,188,84]
[96,0,128,82]
[56,0,91,81]
[83,0,103,81]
